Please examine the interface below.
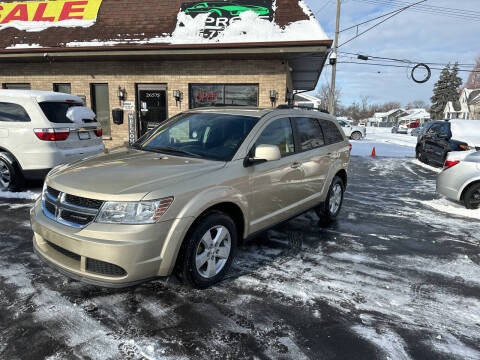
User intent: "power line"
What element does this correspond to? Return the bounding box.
[352,0,480,21]
[338,0,427,47]
[338,51,477,67]
[337,61,480,73]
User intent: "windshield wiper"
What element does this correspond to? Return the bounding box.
[148,146,201,158]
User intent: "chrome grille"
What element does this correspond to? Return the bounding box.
[42,186,103,228]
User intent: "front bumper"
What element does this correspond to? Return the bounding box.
[30,198,193,287]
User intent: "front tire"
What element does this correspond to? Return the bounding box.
[0,157,23,192]
[464,183,480,210]
[315,176,345,226]
[178,211,237,289]
[350,131,362,141]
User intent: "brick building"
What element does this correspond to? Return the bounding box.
[0,0,331,148]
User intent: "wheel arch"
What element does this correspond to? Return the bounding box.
[0,146,22,169]
[335,169,348,188]
[460,179,480,201]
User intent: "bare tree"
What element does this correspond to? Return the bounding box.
[465,56,480,89]
[315,83,342,114]
[407,100,429,109]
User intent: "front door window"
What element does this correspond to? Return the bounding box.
[137,84,168,137]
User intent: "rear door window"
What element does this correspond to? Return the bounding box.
[293,117,325,151]
[319,119,344,144]
[0,102,31,122]
[39,102,82,124]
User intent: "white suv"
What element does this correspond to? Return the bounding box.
[0,90,105,191]
[337,119,366,140]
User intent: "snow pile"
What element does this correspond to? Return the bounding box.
[66,106,96,124]
[421,198,480,220]
[66,0,328,47]
[410,159,442,173]
[0,19,95,33]
[351,127,416,157]
[0,190,40,200]
[450,120,480,147]
[5,43,42,49]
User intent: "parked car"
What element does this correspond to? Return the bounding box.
[416,120,480,167]
[437,150,480,209]
[31,108,350,289]
[0,90,105,191]
[391,124,399,133]
[411,125,424,137]
[337,119,366,140]
[397,123,409,134]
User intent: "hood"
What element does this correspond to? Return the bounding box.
[47,148,226,201]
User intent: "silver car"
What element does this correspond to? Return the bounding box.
[437,151,480,209]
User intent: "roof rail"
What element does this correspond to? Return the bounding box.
[276,104,330,114]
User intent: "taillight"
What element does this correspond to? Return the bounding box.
[34,128,70,141]
[459,144,469,150]
[443,160,460,169]
[94,128,103,137]
[349,143,352,152]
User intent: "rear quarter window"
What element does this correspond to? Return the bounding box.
[319,119,344,145]
[39,102,82,124]
[0,102,31,122]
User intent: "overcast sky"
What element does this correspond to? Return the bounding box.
[304,0,479,107]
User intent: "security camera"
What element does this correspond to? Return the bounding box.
[329,52,337,65]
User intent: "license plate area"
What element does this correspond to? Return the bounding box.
[78,131,91,140]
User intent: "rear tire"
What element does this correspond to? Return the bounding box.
[177,210,237,289]
[350,131,362,141]
[315,176,345,226]
[464,183,480,210]
[0,157,24,192]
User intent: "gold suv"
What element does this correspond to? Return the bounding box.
[30,107,350,288]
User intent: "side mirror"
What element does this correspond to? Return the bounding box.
[246,144,281,166]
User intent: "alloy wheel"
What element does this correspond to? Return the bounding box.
[195,225,232,279]
[0,161,11,189]
[329,183,343,215]
[471,190,480,208]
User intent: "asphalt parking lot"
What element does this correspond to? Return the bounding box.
[1,156,479,360]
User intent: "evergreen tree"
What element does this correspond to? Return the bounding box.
[448,62,463,99]
[430,64,451,120]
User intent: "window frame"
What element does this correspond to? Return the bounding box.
[53,83,72,94]
[189,83,259,109]
[90,83,111,137]
[290,116,327,154]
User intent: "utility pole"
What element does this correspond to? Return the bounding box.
[328,0,341,115]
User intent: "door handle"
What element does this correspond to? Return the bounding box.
[291,162,301,169]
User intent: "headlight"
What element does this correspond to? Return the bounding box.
[96,197,174,224]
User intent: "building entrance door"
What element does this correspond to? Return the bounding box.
[136,84,168,137]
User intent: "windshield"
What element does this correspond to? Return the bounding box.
[134,112,259,161]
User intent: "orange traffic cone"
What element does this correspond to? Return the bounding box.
[371,147,376,157]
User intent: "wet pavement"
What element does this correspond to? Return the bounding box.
[0,157,479,359]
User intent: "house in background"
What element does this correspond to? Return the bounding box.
[294,93,324,109]
[399,108,430,126]
[372,109,408,126]
[444,88,480,120]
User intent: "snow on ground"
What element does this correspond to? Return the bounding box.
[351,127,416,158]
[410,159,442,173]
[0,190,40,200]
[422,198,480,220]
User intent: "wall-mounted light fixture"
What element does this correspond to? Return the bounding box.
[117,86,126,103]
[173,90,184,105]
[269,90,278,107]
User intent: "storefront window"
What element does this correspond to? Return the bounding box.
[90,83,111,137]
[53,83,71,94]
[190,84,258,108]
